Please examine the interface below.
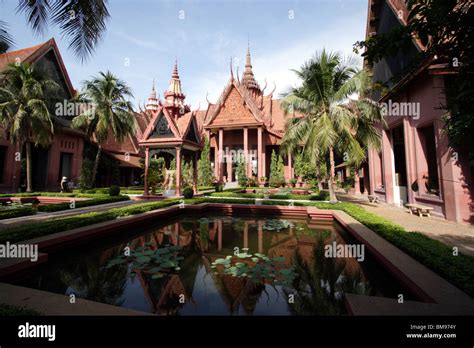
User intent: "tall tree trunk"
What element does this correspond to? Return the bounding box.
[25,141,33,192]
[92,144,102,188]
[315,161,323,191]
[328,146,337,203]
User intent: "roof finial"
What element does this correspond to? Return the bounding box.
[172,58,179,79]
[230,56,234,80]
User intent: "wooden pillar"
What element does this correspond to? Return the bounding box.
[354,168,361,195]
[144,147,150,195]
[226,147,232,182]
[381,129,395,204]
[213,135,219,179]
[257,126,263,180]
[175,146,182,196]
[218,129,224,181]
[243,127,250,177]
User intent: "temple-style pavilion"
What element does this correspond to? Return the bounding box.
[201,47,295,183]
[139,47,297,196]
[139,62,202,196]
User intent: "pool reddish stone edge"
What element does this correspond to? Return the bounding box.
[0,202,473,315]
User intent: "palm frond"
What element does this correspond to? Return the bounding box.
[50,0,110,62]
[16,0,51,35]
[0,20,14,53]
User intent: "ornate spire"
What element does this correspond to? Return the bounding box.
[146,79,159,111]
[164,60,190,118]
[241,45,260,93]
[166,60,183,96]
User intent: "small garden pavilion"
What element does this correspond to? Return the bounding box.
[138,62,202,196]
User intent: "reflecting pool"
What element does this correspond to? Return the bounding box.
[16,214,412,315]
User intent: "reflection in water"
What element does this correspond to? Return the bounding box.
[17,215,406,315]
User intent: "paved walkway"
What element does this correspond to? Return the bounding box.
[338,193,474,257]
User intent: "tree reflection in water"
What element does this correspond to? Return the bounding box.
[284,231,371,315]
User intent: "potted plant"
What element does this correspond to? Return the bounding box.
[259,176,267,187]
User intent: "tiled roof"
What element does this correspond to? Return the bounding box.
[0,42,44,71]
[0,38,75,96]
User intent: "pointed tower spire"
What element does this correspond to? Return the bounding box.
[164,59,190,118]
[146,78,159,111]
[241,43,260,96]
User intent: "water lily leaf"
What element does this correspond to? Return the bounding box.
[151,273,164,279]
[137,256,151,263]
[160,261,176,268]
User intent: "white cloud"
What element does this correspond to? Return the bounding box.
[112,31,168,52]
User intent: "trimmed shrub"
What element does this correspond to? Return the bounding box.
[109,185,121,196]
[0,206,36,220]
[37,195,129,213]
[183,186,194,199]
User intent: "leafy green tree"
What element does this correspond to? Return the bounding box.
[269,150,285,187]
[280,50,383,202]
[0,63,59,192]
[146,157,165,194]
[79,158,95,188]
[198,137,213,186]
[181,160,194,188]
[72,71,136,187]
[236,156,248,188]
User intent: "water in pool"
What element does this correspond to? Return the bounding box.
[16,214,411,315]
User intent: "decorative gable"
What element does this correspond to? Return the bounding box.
[207,86,260,127]
[150,112,174,138]
[185,117,200,144]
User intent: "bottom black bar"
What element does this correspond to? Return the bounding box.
[0,316,472,346]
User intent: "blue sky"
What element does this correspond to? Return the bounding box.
[1,0,368,108]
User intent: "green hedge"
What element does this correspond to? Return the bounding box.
[207,191,330,201]
[208,191,264,199]
[0,199,180,244]
[37,195,129,212]
[0,205,36,220]
[0,304,41,316]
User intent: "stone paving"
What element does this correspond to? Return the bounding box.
[339,193,474,257]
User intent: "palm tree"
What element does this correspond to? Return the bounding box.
[0,63,59,192]
[72,71,136,187]
[15,0,110,62]
[280,50,383,202]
